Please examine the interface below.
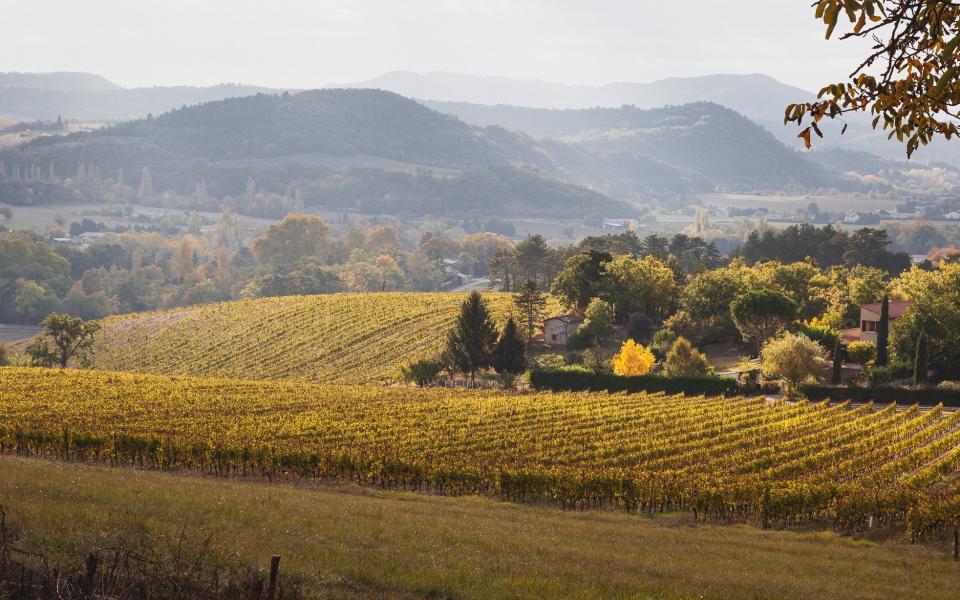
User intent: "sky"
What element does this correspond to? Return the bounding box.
[1,0,875,91]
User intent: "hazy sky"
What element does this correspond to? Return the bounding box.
[2,0,874,91]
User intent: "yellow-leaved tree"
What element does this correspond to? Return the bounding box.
[611,339,656,377]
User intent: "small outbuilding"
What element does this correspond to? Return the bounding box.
[543,314,584,345]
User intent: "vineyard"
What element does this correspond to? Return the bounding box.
[91,292,543,384]
[3,368,960,537]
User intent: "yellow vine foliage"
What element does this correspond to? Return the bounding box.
[92,292,558,384]
[2,367,960,532]
[610,339,656,376]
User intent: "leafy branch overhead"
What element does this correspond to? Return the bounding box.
[786,1,960,156]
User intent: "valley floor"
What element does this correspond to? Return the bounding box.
[1,455,958,599]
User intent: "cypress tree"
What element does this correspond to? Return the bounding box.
[831,341,843,385]
[913,329,929,385]
[444,291,498,384]
[876,294,890,367]
[493,317,527,388]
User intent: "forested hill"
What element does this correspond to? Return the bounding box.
[425,100,848,193]
[1,89,637,218]
[96,89,553,169]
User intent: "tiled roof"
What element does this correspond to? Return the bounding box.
[544,314,584,324]
[861,301,911,319]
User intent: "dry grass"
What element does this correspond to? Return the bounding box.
[1,455,958,600]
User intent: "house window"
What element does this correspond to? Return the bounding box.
[861,320,867,331]
[551,333,557,341]
[863,320,877,332]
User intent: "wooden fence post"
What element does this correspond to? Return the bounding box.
[953,529,959,561]
[81,553,98,596]
[267,555,281,599]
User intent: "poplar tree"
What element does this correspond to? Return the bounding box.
[876,294,890,367]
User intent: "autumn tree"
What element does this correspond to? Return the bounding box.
[444,291,498,384]
[787,1,960,157]
[513,280,548,344]
[253,214,333,266]
[663,337,714,377]
[730,290,798,355]
[26,313,101,369]
[611,339,656,377]
[761,332,827,398]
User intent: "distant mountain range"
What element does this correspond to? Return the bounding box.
[1,86,859,216]
[1,72,955,220]
[3,69,957,167]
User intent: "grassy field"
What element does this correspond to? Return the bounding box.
[92,292,548,384]
[4,367,960,531]
[2,455,959,599]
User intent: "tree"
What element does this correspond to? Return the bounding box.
[400,359,445,387]
[730,290,798,355]
[0,341,8,366]
[914,329,929,385]
[550,251,611,312]
[761,332,827,398]
[567,298,615,350]
[492,317,527,388]
[611,339,656,377]
[444,291,498,384]
[876,294,890,366]
[513,235,552,287]
[787,1,960,157]
[601,254,678,321]
[253,214,333,266]
[26,313,101,369]
[843,229,910,275]
[831,341,843,385]
[663,337,714,377]
[513,280,548,344]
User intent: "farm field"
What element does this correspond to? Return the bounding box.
[4,367,960,534]
[2,454,959,600]
[91,292,544,384]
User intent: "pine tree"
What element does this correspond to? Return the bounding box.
[913,329,929,385]
[492,317,527,388]
[876,294,890,367]
[513,280,547,344]
[831,341,843,385]
[444,291,498,384]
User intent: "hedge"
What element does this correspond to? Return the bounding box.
[800,384,960,407]
[529,369,740,396]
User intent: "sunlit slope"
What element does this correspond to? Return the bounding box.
[92,292,535,384]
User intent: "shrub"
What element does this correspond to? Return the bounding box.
[801,384,960,407]
[863,360,912,386]
[611,340,656,376]
[533,353,567,370]
[400,359,445,387]
[663,337,714,377]
[761,332,827,397]
[529,369,740,396]
[792,321,841,351]
[0,342,7,366]
[846,341,876,365]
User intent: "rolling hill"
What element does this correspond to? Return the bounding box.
[1,88,856,217]
[1,89,638,217]
[425,101,847,194]
[92,292,554,384]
